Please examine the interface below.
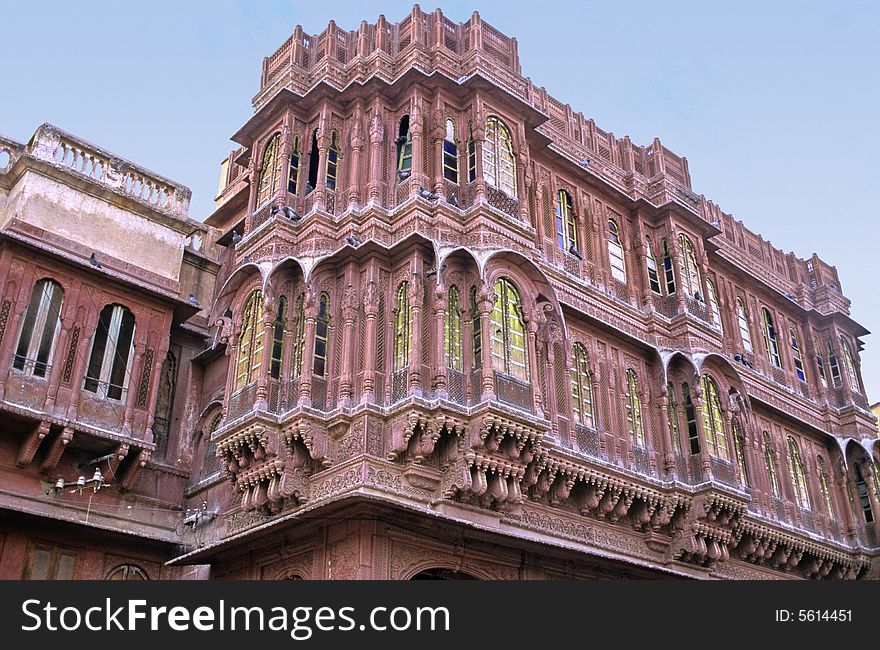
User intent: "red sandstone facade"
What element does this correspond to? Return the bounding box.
[1,7,878,580]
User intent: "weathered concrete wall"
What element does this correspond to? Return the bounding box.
[4,170,185,283]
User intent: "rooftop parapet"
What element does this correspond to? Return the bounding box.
[1,123,191,220]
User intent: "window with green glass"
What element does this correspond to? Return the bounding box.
[290,293,305,377]
[325,130,339,190]
[490,278,527,380]
[312,293,331,377]
[787,436,810,509]
[827,340,842,387]
[677,234,701,298]
[732,418,748,485]
[555,189,577,252]
[625,369,645,447]
[667,382,681,454]
[817,455,834,519]
[661,239,676,295]
[393,282,412,371]
[443,118,459,183]
[397,116,413,178]
[256,132,282,207]
[737,298,753,354]
[700,374,729,460]
[607,220,626,283]
[471,286,482,370]
[840,337,861,392]
[645,237,661,295]
[235,291,263,390]
[683,382,699,455]
[269,296,286,380]
[763,432,780,498]
[445,286,463,371]
[483,117,516,197]
[287,135,300,194]
[571,343,595,428]
[762,307,782,368]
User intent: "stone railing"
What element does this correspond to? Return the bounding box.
[26,124,191,219]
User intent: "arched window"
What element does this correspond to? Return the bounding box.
[14,278,64,378]
[84,304,136,401]
[854,463,874,523]
[787,436,810,509]
[661,239,676,295]
[287,135,301,194]
[736,298,753,354]
[677,234,701,298]
[312,293,330,377]
[667,382,681,454]
[706,279,722,331]
[700,375,729,460]
[290,294,305,377]
[325,130,339,190]
[625,369,645,447]
[490,278,528,380]
[817,455,834,519]
[682,382,699,455]
[393,282,412,371]
[555,190,577,252]
[761,307,782,368]
[396,116,413,179]
[270,297,287,380]
[570,344,595,428]
[827,340,842,386]
[443,118,459,183]
[306,129,319,192]
[789,329,806,382]
[467,122,477,183]
[483,117,516,197]
[814,337,827,388]
[645,237,662,295]
[153,351,176,459]
[470,286,481,370]
[607,220,626,283]
[732,418,748,485]
[256,133,282,207]
[202,413,223,479]
[763,432,780,498]
[234,291,263,390]
[107,565,148,580]
[839,337,860,392]
[445,286,463,371]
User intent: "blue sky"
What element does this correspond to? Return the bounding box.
[3,1,878,402]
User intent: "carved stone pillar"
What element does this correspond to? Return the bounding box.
[408,275,424,397]
[298,292,318,407]
[338,284,358,408]
[477,284,495,401]
[361,281,379,404]
[367,111,384,205]
[527,318,544,418]
[432,287,448,399]
[347,109,365,210]
[254,305,275,412]
[472,110,487,203]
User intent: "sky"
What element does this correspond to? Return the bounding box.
[3,1,878,401]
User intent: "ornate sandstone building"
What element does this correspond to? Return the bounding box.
[1,7,879,580]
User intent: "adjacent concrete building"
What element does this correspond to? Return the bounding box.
[1,7,879,580]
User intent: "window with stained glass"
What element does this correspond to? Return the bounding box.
[256,133,282,207]
[787,436,810,509]
[234,291,263,390]
[393,283,412,371]
[445,287,463,371]
[625,369,645,447]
